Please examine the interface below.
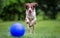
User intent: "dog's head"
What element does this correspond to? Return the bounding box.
[25,3,38,14]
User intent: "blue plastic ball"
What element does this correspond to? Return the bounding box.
[10,23,25,37]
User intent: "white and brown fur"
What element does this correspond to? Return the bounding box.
[25,3,38,34]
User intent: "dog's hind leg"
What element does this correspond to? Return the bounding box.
[26,24,30,33]
[32,24,34,34]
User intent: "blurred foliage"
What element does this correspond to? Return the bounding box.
[0,0,60,21]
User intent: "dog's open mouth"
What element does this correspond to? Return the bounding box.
[29,10,32,14]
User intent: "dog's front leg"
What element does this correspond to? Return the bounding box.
[25,18,32,34]
[25,17,29,32]
[27,24,30,33]
[30,18,36,33]
[27,23,33,34]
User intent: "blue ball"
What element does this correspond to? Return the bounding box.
[10,23,25,37]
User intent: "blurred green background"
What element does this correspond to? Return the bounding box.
[0,0,60,38]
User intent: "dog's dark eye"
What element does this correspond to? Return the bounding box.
[26,6,29,9]
[33,5,35,8]
[32,5,35,9]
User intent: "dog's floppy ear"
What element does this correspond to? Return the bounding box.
[32,2,38,6]
[34,3,38,6]
[24,3,29,9]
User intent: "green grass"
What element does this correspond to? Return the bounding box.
[0,19,60,38]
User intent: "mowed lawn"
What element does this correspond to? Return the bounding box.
[0,20,60,38]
